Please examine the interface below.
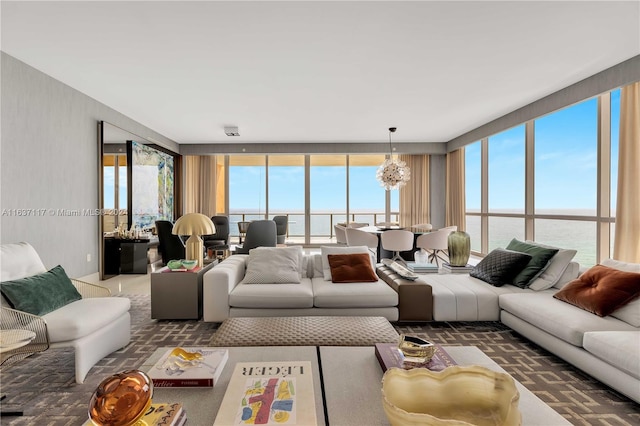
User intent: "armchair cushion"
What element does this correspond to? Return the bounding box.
[1,265,81,315]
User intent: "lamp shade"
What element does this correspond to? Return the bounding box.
[172,213,215,236]
[172,213,215,267]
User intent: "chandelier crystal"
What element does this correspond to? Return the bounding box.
[376,127,411,190]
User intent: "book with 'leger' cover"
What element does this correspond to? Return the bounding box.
[375,343,457,372]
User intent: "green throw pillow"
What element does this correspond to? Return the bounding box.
[505,238,559,288]
[0,265,82,315]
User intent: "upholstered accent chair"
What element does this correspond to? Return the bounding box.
[203,215,230,250]
[155,220,186,265]
[0,242,131,383]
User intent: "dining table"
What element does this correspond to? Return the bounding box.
[355,225,431,262]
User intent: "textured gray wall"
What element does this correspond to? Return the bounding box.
[0,53,177,277]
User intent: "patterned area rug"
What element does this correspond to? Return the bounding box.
[0,296,637,425]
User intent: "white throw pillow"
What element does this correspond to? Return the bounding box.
[601,258,640,326]
[553,262,581,289]
[320,246,374,281]
[524,240,577,291]
[242,247,301,284]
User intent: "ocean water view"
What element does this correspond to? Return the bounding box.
[228,208,613,267]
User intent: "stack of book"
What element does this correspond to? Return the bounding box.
[375,342,457,372]
[441,263,474,273]
[148,347,229,387]
[405,261,439,273]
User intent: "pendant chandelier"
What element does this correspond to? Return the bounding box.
[376,127,411,190]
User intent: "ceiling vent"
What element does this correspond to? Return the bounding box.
[224,126,240,136]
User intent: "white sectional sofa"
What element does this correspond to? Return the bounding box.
[203,248,399,322]
[418,258,640,403]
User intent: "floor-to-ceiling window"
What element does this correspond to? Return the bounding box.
[349,155,387,226]
[309,155,347,244]
[268,155,306,242]
[225,154,394,244]
[488,125,526,251]
[464,90,619,266]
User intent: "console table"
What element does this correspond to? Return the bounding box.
[150,261,216,320]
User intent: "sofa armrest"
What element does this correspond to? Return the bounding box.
[72,279,111,298]
[203,255,248,322]
[1,306,50,365]
[377,265,433,322]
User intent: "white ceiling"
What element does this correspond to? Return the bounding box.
[2,1,639,144]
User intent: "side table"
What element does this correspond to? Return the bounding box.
[151,261,217,320]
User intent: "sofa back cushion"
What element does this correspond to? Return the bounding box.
[553,262,581,289]
[242,247,302,284]
[1,265,82,315]
[553,264,640,317]
[601,259,640,326]
[523,240,577,291]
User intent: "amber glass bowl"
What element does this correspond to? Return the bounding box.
[88,369,153,426]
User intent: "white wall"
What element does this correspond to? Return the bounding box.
[0,53,177,277]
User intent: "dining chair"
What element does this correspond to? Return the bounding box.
[203,215,230,249]
[334,224,348,245]
[347,222,369,228]
[416,228,455,266]
[155,220,186,265]
[273,216,288,244]
[234,220,277,254]
[345,227,379,257]
[380,229,414,264]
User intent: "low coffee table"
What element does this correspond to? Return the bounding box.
[142,345,570,425]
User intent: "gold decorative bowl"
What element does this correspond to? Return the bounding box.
[88,369,153,426]
[381,366,521,426]
[398,334,437,363]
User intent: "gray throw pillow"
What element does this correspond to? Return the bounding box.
[0,265,81,316]
[505,238,559,288]
[242,247,301,284]
[470,249,532,287]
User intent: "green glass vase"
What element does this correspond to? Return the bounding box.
[447,231,471,266]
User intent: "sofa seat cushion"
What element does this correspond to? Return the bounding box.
[43,296,131,342]
[421,274,528,321]
[312,278,398,308]
[499,292,636,347]
[583,331,640,379]
[229,278,314,309]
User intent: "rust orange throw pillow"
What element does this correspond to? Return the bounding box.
[553,264,640,316]
[327,253,378,283]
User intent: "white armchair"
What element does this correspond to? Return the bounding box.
[0,242,131,383]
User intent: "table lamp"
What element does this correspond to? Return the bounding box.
[172,213,215,267]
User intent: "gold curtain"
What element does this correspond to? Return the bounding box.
[613,82,640,262]
[184,156,224,217]
[445,148,466,231]
[398,155,429,227]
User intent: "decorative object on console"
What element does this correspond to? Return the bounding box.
[172,213,215,268]
[376,127,410,190]
[553,264,640,317]
[381,366,521,426]
[447,230,471,267]
[88,369,153,426]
